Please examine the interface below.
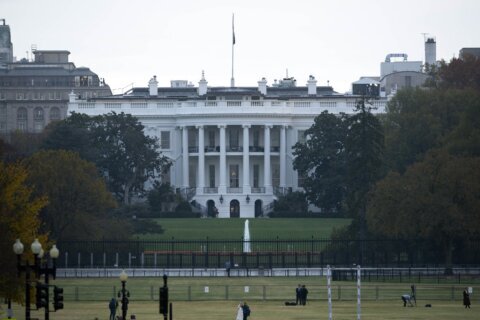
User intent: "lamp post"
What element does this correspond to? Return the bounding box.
[13,239,60,320]
[118,270,130,320]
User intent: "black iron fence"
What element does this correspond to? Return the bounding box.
[55,238,480,269]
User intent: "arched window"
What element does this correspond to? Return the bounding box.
[33,107,44,132]
[17,107,27,131]
[34,107,44,120]
[49,107,61,121]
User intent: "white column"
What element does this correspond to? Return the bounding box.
[264,124,272,193]
[182,126,189,188]
[219,125,227,194]
[242,124,251,194]
[280,125,287,188]
[197,125,205,194]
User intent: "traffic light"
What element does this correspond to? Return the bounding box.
[159,286,168,315]
[35,282,48,309]
[53,286,64,311]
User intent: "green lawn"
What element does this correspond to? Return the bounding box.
[137,218,351,240]
[8,298,478,320]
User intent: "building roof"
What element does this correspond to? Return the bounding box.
[97,85,338,101]
[0,65,98,77]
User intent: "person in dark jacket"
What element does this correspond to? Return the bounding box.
[295,284,301,305]
[108,298,118,320]
[241,301,251,320]
[463,288,471,308]
[300,285,309,305]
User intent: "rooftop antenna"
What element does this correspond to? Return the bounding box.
[230,13,236,87]
[421,33,428,42]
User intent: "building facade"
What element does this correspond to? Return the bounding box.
[69,74,387,218]
[0,20,111,136]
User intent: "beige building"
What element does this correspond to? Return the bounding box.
[0,20,111,136]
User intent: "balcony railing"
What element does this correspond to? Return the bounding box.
[226,146,242,152]
[227,187,243,194]
[188,146,199,153]
[203,187,218,194]
[249,146,264,152]
[251,187,265,194]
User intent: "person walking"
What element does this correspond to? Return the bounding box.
[241,301,251,320]
[235,302,244,320]
[109,298,117,320]
[463,288,471,309]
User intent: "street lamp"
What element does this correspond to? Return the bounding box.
[13,238,61,320]
[117,270,130,320]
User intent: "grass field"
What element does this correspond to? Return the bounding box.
[7,298,478,320]
[137,218,351,240]
[6,276,478,320]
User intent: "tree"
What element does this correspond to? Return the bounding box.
[23,150,127,241]
[41,112,98,163]
[293,111,348,214]
[345,98,385,238]
[367,150,480,267]
[91,112,171,204]
[147,181,177,213]
[0,162,48,302]
[271,191,309,217]
[41,112,171,204]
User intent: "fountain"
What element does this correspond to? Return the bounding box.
[243,219,251,253]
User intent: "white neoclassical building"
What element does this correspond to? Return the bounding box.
[68,74,386,218]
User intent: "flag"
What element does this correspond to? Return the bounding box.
[232,14,236,45]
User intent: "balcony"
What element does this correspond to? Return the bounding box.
[226,146,242,152]
[204,187,218,194]
[249,146,264,152]
[251,187,266,194]
[227,187,243,194]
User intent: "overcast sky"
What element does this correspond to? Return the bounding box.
[2,0,479,94]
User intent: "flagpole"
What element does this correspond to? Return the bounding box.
[231,13,235,87]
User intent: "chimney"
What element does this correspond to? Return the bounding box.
[307,75,317,95]
[258,77,267,95]
[149,75,158,96]
[425,37,437,66]
[198,71,208,95]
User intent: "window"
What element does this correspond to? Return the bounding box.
[34,107,44,120]
[229,128,239,149]
[50,107,61,120]
[298,171,306,188]
[189,164,196,188]
[208,130,215,148]
[17,107,27,131]
[0,92,5,100]
[253,130,260,147]
[253,164,259,188]
[272,164,280,187]
[160,131,170,149]
[298,130,306,143]
[209,165,215,187]
[229,164,239,188]
[188,129,196,150]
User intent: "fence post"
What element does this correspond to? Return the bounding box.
[375,286,379,300]
[113,286,116,299]
[90,252,93,268]
[150,285,154,300]
[225,285,229,300]
[451,286,455,301]
[338,285,341,300]
[188,285,192,301]
[75,286,79,301]
[78,252,81,268]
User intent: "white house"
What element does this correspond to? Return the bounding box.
[68,74,386,218]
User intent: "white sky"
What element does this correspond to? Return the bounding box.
[2,0,479,94]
